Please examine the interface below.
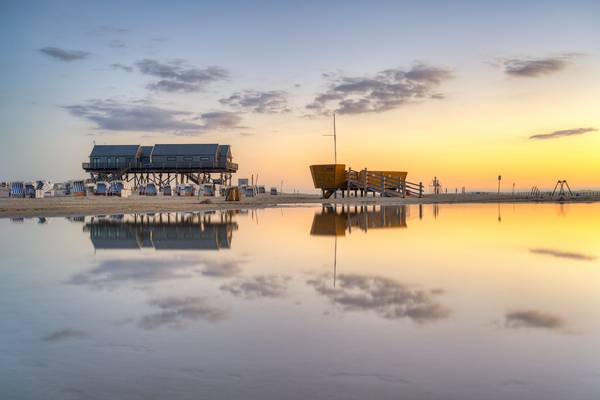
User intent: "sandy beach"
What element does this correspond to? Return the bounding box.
[1,191,598,218]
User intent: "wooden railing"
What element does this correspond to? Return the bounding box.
[83,161,238,171]
[346,168,423,198]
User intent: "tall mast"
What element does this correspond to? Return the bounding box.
[333,112,337,164]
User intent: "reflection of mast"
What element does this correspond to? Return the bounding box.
[333,235,337,288]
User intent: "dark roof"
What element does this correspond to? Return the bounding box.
[152,144,219,157]
[90,145,140,157]
[140,146,153,157]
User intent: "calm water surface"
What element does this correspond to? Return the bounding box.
[1,204,599,400]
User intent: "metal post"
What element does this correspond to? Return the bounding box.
[497,175,502,195]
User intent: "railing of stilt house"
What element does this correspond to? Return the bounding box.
[346,168,423,198]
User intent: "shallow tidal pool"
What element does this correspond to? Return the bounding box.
[1,203,599,400]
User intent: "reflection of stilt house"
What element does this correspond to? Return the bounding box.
[310,205,407,236]
[85,212,238,250]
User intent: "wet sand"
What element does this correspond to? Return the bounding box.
[1,191,598,218]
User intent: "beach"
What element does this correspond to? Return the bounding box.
[1,191,598,218]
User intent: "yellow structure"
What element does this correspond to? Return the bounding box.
[309,164,347,190]
[309,164,418,198]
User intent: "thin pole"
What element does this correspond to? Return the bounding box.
[497,175,501,195]
[333,235,337,288]
[333,112,337,165]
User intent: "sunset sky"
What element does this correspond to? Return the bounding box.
[1,0,599,191]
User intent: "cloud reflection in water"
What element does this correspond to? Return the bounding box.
[68,257,243,289]
[504,310,566,331]
[138,297,229,330]
[220,275,291,299]
[308,274,450,323]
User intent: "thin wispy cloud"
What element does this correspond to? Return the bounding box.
[108,39,127,49]
[43,329,89,343]
[39,47,91,62]
[307,63,453,115]
[136,59,229,92]
[220,90,291,114]
[97,25,129,34]
[110,63,133,72]
[529,127,597,141]
[529,248,596,261]
[501,54,579,77]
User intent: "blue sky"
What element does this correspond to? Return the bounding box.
[1,1,599,190]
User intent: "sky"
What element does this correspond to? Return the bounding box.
[0,0,599,191]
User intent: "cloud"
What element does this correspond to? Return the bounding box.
[529,248,596,261]
[65,100,241,134]
[39,47,91,62]
[191,111,244,132]
[64,100,201,133]
[501,54,579,77]
[219,90,291,113]
[43,329,89,343]
[307,64,452,115]
[136,59,229,92]
[307,274,450,323]
[220,275,291,299]
[504,310,565,331]
[138,297,229,329]
[110,63,133,72]
[528,127,597,141]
